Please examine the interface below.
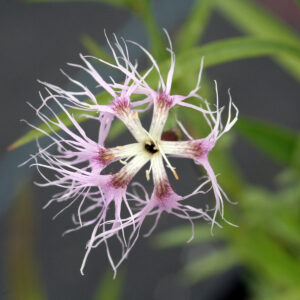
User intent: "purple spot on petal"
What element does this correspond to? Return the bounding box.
[112,97,132,116]
[111,169,130,189]
[155,179,171,199]
[157,93,173,108]
[98,147,114,166]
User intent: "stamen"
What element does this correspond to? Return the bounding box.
[166,165,179,180]
[156,143,179,180]
[173,170,179,180]
[119,159,127,165]
[145,161,153,181]
[145,170,150,181]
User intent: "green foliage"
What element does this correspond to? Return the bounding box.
[93,269,124,300]
[216,0,300,82]
[135,0,167,61]
[152,224,216,249]
[235,229,300,288]
[239,186,300,249]
[181,247,238,285]
[177,37,300,70]
[80,35,114,63]
[6,183,47,300]
[176,0,216,52]
[216,0,299,40]
[25,0,129,7]
[154,182,300,295]
[237,117,300,168]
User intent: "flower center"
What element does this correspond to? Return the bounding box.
[144,141,158,154]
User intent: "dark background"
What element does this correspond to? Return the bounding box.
[0,0,299,299]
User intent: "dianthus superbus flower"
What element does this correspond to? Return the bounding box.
[24,32,238,276]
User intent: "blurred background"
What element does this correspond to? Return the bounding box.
[0,0,300,299]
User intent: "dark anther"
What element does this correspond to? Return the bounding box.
[145,142,158,154]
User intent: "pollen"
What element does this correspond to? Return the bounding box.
[173,169,179,180]
[104,154,115,160]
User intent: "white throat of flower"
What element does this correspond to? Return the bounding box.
[142,129,179,181]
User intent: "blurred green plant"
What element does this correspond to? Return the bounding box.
[6,182,47,300]
[176,0,215,52]
[215,0,300,82]
[93,269,124,300]
[10,0,300,299]
[237,117,300,169]
[81,34,114,64]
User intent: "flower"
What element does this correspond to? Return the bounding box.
[24,32,238,276]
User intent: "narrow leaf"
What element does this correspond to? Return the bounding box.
[176,37,300,73]
[235,230,300,288]
[216,0,300,81]
[216,0,299,40]
[25,0,128,6]
[9,95,110,150]
[236,117,299,167]
[6,182,47,300]
[153,224,216,249]
[93,269,124,300]
[80,35,114,63]
[137,0,167,61]
[176,0,216,52]
[182,247,238,284]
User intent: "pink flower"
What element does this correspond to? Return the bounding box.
[25,32,238,276]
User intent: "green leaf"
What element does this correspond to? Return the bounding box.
[216,0,300,81]
[11,37,300,150]
[238,186,300,248]
[233,230,300,288]
[181,247,238,284]
[25,0,128,6]
[135,0,167,61]
[153,224,217,249]
[9,108,95,151]
[268,289,300,300]
[297,0,300,8]
[176,37,300,73]
[176,0,216,52]
[80,35,114,63]
[6,182,47,300]
[93,269,124,300]
[216,0,299,40]
[250,273,300,300]
[236,116,299,167]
